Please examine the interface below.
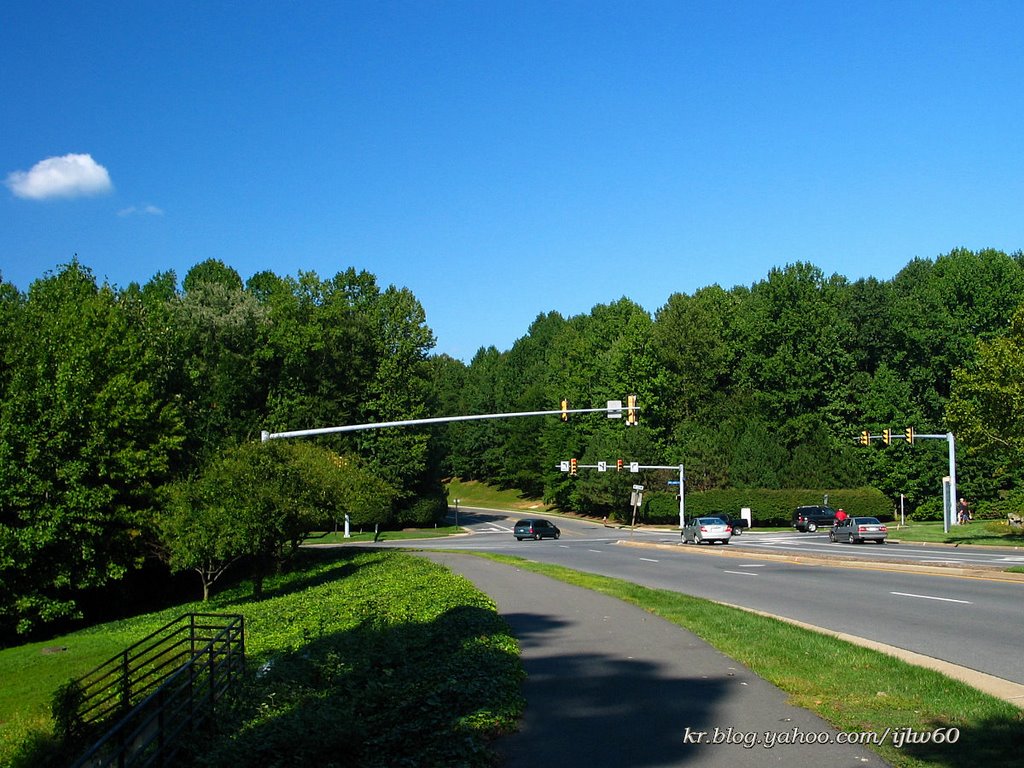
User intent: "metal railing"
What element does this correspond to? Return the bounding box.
[68,613,245,768]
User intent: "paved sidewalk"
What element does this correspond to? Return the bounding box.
[419,552,890,768]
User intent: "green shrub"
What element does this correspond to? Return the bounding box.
[641,493,680,524]
[641,487,892,526]
[398,494,447,527]
[976,490,1024,521]
[910,497,944,521]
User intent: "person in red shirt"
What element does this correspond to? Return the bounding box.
[834,508,848,524]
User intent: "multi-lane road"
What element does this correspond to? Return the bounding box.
[364,508,1024,689]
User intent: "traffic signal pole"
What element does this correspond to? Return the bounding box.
[859,429,957,533]
[558,461,686,529]
[261,403,633,442]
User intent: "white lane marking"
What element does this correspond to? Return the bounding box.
[639,557,659,563]
[588,549,603,553]
[558,544,570,548]
[738,564,766,568]
[723,570,758,577]
[890,591,972,604]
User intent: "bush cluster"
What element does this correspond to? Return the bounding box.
[639,487,893,526]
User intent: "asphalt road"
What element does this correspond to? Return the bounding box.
[365,508,1024,688]
[420,551,891,768]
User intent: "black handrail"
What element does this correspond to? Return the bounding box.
[67,613,245,768]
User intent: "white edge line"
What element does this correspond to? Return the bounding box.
[890,591,972,604]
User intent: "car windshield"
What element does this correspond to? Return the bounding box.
[515,520,532,527]
[698,518,724,525]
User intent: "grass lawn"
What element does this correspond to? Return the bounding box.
[887,519,1024,547]
[303,524,463,544]
[0,549,523,768]
[446,478,554,513]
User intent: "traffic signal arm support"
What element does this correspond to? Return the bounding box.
[263,405,622,441]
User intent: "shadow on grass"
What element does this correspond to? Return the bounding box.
[209,547,385,607]
[900,713,1024,768]
[185,603,524,768]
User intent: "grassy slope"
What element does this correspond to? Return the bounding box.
[446,478,555,513]
[0,549,523,768]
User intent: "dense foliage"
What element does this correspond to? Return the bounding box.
[438,248,1024,520]
[3,246,1024,638]
[0,260,441,638]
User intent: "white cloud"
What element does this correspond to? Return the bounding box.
[118,204,164,217]
[5,153,113,200]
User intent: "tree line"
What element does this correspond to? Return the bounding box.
[0,259,441,638]
[432,248,1024,520]
[2,247,1023,639]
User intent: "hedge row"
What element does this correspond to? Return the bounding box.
[637,487,893,527]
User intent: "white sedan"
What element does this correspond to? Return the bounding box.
[681,517,733,545]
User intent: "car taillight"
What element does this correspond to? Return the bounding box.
[725,526,732,532]
[699,526,708,532]
[880,525,887,532]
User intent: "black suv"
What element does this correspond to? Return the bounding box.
[792,505,836,532]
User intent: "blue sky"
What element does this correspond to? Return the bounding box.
[3,1,1022,361]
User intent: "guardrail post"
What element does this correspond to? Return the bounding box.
[120,650,131,712]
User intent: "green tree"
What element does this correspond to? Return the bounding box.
[653,285,741,424]
[159,442,396,600]
[947,304,1024,498]
[732,263,857,444]
[0,263,183,634]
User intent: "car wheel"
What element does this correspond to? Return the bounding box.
[695,533,703,544]
[723,538,730,544]
[876,539,885,544]
[535,533,541,541]
[848,533,855,544]
[732,528,741,536]
[829,531,836,542]
[807,522,817,532]
[554,533,560,540]
[516,537,522,541]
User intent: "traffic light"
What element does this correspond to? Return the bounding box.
[570,458,578,476]
[616,458,623,472]
[905,426,914,445]
[859,430,870,446]
[561,399,569,422]
[626,394,637,426]
[882,428,892,446]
